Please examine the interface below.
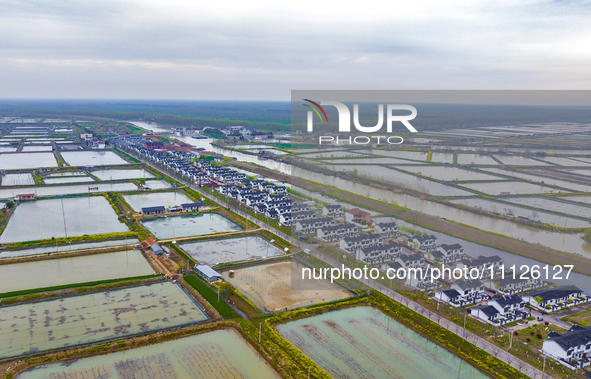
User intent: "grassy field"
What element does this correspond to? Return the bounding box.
[561,309,591,327]
[183,275,236,317]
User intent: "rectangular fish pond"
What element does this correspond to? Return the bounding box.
[16,329,279,379]
[0,238,140,259]
[141,213,243,239]
[60,150,129,166]
[221,260,353,313]
[123,191,194,212]
[91,168,156,181]
[179,235,285,265]
[276,306,490,379]
[0,152,58,170]
[0,282,208,359]
[0,250,155,295]
[0,196,129,244]
[0,182,138,200]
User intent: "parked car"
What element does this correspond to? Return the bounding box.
[537,317,543,321]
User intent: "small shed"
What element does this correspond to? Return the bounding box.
[194,265,222,282]
[181,202,204,212]
[151,244,164,255]
[141,206,165,215]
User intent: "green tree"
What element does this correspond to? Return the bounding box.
[584,228,591,243]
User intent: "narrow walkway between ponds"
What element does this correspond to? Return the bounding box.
[147,250,172,277]
[158,228,263,244]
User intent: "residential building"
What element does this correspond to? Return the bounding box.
[339,234,383,252]
[345,208,371,223]
[322,204,344,217]
[427,243,464,264]
[356,243,401,264]
[409,234,437,252]
[522,285,589,312]
[317,223,358,242]
[471,294,528,326]
[374,221,398,236]
[141,206,165,215]
[483,275,545,295]
[543,325,591,369]
[295,217,336,234]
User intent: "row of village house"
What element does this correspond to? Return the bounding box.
[115,137,591,370]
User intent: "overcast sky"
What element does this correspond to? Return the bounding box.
[1,0,590,100]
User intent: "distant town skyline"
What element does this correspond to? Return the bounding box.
[1,0,590,100]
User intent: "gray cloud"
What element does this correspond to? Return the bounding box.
[0,0,590,99]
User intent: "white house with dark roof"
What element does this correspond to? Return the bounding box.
[543,325,591,369]
[409,234,437,251]
[317,223,358,242]
[339,234,383,252]
[471,294,528,326]
[522,285,589,313]
[295,217,336,234]
[322,204,344,217]
[436,280,486,307]
[456,255,504,278]
[427,243,464,264]
[374,221,398,236]
[483,275,545,295]
[356,243,401,264]
[394,253,425,269]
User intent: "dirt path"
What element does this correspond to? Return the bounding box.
[231,161,591,278]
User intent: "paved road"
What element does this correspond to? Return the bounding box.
[137,154,551,379]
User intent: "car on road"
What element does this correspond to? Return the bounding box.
[537,317,543,321]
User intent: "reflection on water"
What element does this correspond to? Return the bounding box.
[0,250,155,293]
[179,235,285,265]
[277,306,490,379]
[17,329,279,379]
[0,197,129,243]
[141,213,242,239]
[0,282,207,359]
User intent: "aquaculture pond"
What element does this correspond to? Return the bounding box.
[459,181,570,195]
[353,149,429,161]
[221,260,352,313]
[141,213,242,239]
[92,168,156,181]
[449,197,589,228]
[456,153,499,165]
[16,329,279,379]
[123,191,193,211]
[21,145,53,152]
[478,167,591,192]
[179,235,285,265]
[504,197,591,219]
[0,182,138,200]
[297,150,365,158]
[325,165,472,196]
[0,196,128,244]
[0,173,35,186]
[401,165,505,182]
[276,306,490,379]
[42,176,95,184]
[0,282,207,359]
[0,152,58,169]
[0,250,155,294]
[0,238,140,259]
[319,157,425,165]
[61,150,129,166]
[143,179,173,189]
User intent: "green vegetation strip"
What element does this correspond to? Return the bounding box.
[183,275,236,317]
[169,242,195,267]
[0,274,163,299]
